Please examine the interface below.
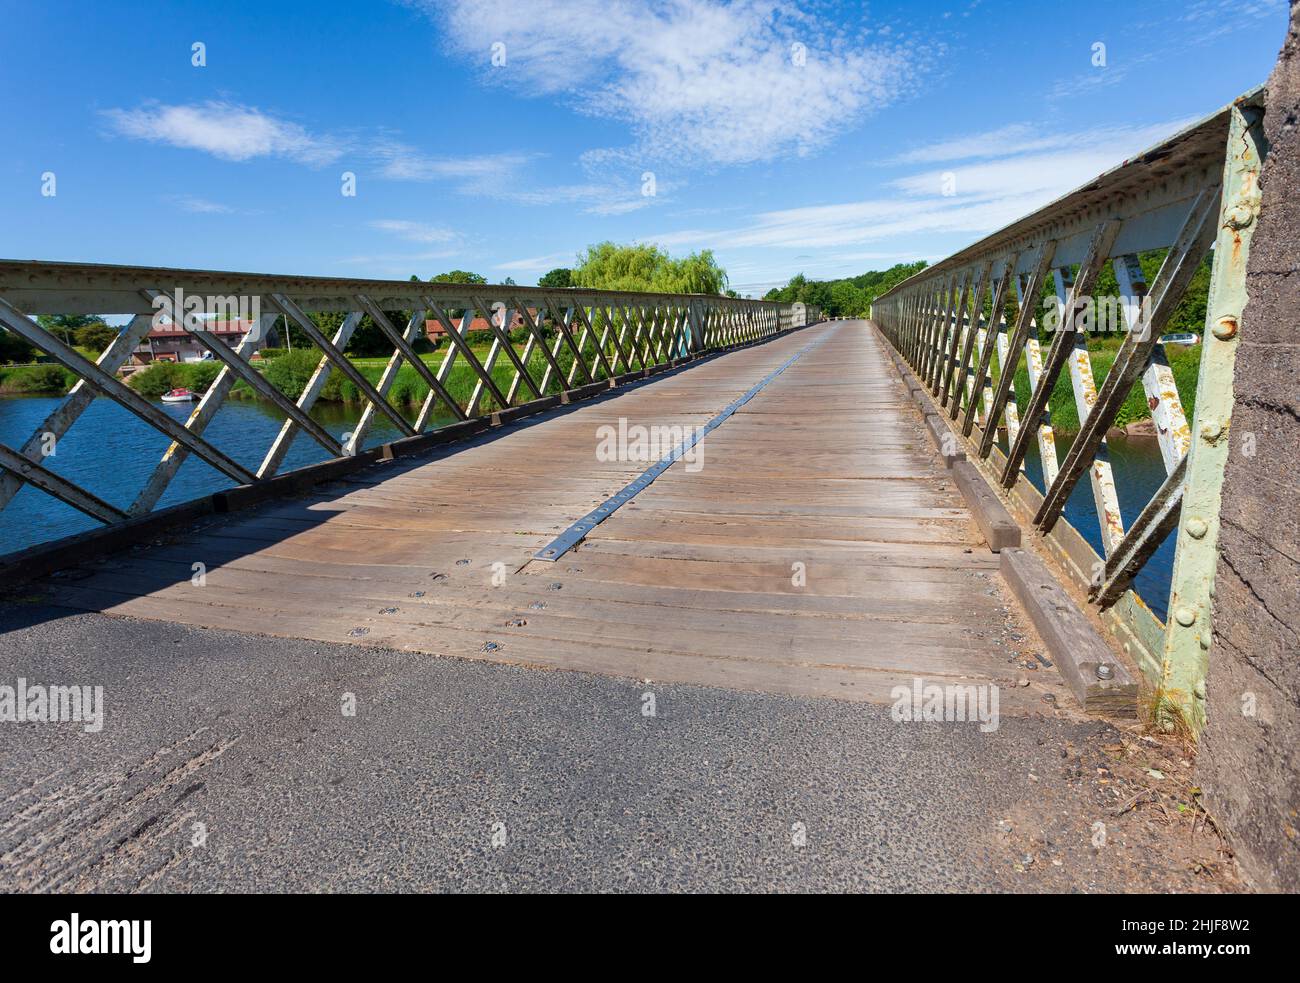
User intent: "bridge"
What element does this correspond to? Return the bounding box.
[0,83,1295,892]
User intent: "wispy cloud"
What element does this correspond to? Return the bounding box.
[373,139,653,213]
[102,101,647,214]
[166,194,236,214]
[1046,0,1283,100]
[335,249,461,273]
[494,250,577,273]
[413,0,920,166]
[1179,0,1288,43]
[890,117,1200,202]
[893,118,1200,168]
[103,101,343,165]
[627,114,1196,288]
[368,219,459,243]
[371,142,534,183]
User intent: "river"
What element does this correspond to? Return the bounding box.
[0,394,1177,621]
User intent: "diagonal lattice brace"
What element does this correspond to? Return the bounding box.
[270,293,415,438]
[130,312,280,515]
[1089,454,1188,608]
[355,295,465,424]
[977,244,1055,461]
[1001,219,1122,488]
[0,297,254,485]
[512,300,569,395]
[961,257,1017,435]
[595,305,633,375]
[0,312,153,512]
[465,310,511,416]
[569,304,615,381]
[540,297,596,387]
[260,312,363,478]
[1036,188,1219,536]
[424,297,510,412]
[470,296,543,401]
[942,263,988,409]
[927,274,962,392]
[1113,255,1193,475]
[176,312,342,458]
[952,262,1001,421]
[0,441,127,524]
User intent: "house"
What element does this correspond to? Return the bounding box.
[424,310,531,338]
[131,319,260,364]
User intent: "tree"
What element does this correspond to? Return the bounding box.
[36,313,101,346]
[0,327,36,364]
[429,270,487,285]
[766,262,928,316]
[74,321,119,354]
[572,242,728,294]
[830,281,866,318]
[660,249,728,295]
[538,267,573,289]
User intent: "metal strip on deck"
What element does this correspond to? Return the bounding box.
[533,333,829,562]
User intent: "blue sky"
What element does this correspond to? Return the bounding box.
[0,0,1288,297]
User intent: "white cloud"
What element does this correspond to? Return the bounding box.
[369,219,459,243]
[335,249,462,276]
[1179,0,1288,42]
[370,139,651,213]
[628,114,1196,289]
[103,103,641,213]
[371,142,534,183]
[413,0,917,165]
[893,118,1197,167]
[494,250,577,273]
[167,195,235,214]
[103,101,343,165]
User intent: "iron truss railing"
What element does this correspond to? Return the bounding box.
[0,261,788,556]
[872,90,1266,729]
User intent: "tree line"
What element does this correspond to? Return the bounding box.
[762,261,929,318]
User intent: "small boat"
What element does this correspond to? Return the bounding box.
[161,388,196,403]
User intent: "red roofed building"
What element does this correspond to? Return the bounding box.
[425,310,529,338]
[132,319,260,364]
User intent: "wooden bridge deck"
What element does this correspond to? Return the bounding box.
[42,321,1068,711]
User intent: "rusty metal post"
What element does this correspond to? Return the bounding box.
[1159,99,1267,731]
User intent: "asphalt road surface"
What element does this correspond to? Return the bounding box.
[0,601,1237,893]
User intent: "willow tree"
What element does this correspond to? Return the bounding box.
[573,242,728,295]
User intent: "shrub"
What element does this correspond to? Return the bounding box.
[126,361,222,399]
[0,363,73,393]
[320,369,355,402]
[0,328,37,364]
[185,361,223,393]
[74,321,119,354]
[258,347,288,360]
[261,348,324,400]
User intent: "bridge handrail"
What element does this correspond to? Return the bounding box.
[871,88,1266,729]
[0,263,800,567]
